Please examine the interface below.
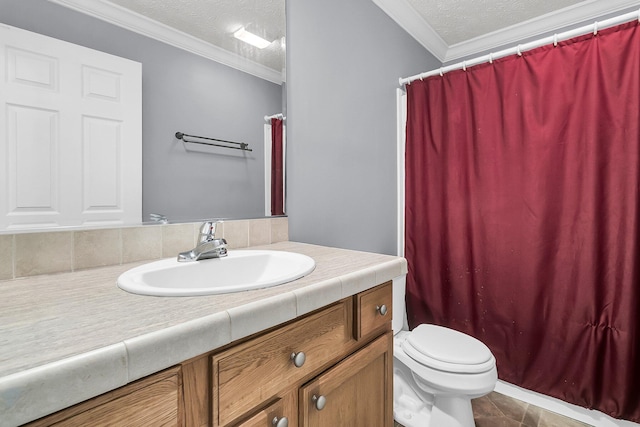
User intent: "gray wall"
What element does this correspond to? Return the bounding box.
[0,0,282,222]
[286,0,440,255]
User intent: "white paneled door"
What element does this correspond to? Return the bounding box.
[0,24,142,230]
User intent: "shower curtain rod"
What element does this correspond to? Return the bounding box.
[264,113,285,123]
[399,9,640,86]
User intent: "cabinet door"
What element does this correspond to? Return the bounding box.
[299,332,392,427]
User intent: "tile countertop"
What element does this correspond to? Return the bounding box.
[0,241,407,427]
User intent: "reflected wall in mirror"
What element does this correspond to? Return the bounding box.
[0,0,285,231]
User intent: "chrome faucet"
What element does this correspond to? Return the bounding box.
[177,221,228,262]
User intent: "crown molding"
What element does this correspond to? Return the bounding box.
[445,0,640,62]
[372,0,640,65]
[372,0,448,61]
[48,0,284,84]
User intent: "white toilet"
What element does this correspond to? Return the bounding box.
[392,276,497,427]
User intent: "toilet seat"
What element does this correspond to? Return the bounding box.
[401,324,495,374]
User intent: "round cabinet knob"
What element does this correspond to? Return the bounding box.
[290,351,306,368]
[312,394,326,411]
[272,416,288,427]
[376,304,388,316]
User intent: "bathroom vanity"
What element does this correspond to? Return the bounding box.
[0,241,406,426]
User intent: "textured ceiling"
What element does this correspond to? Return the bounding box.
[106,0,285,72]
[99,0,614,76]
[406,0,588,45]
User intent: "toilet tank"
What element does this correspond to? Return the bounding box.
[392,275,408,334]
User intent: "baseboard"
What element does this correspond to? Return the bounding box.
[495,381,639,427]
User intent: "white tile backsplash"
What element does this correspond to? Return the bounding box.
[14,231,73,277]
[0,217,287,280]
[0,235,13,281]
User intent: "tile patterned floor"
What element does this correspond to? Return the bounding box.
[394,391,593,427]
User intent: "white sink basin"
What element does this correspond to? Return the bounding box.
[117,250,316,296]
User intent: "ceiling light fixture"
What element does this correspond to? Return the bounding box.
[233,27,271,49]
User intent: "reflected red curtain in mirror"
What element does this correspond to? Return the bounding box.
[271,118,284,216]
[405,21,640,422]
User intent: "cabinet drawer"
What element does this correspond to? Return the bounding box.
[234,393,298,427]
[212,299,353,426]
[355,281,392,339]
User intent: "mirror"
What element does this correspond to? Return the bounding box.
[0,0,285,231]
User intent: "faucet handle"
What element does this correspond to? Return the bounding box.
[149,213,168,224]
[199,220,221,242]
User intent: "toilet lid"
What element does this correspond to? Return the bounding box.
[401,324,495,374]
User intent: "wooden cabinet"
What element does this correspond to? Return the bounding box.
[207,281,393,427]
[25,282,393,427]
[211,299,354,426]
[24,366,182,427]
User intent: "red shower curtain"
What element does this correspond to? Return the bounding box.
[405,21,640,422]
[271,118,284,216]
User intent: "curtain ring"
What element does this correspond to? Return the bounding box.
[439,68,444,77]
[553,34,558,47]
[489,53,493,64]
[463,61,467,71]
[517,45,522,56]
[420,74,424,81]
[593,21,598,35]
